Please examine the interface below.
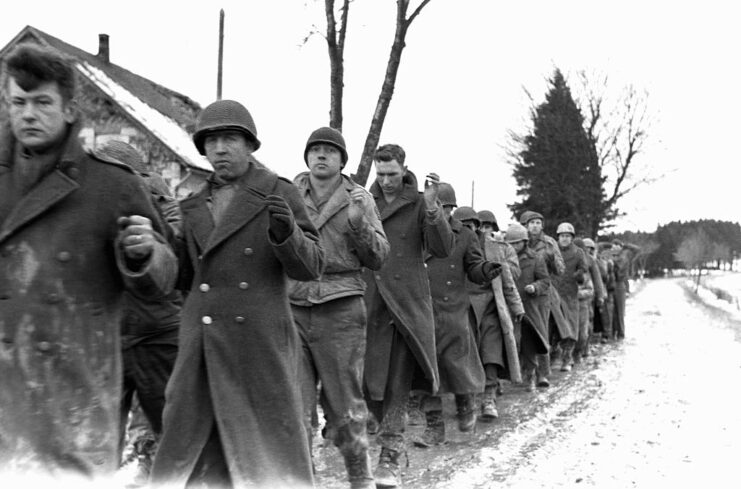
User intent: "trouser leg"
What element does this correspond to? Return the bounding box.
[186,424,231,489]
[613,287,627,338]
[377,328,417,453]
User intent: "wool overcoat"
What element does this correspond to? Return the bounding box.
[151,162,324,489]
[0,127,177,476]
[553,243,588,339]
[364,172,453,399]
[426,218,487,395]
[515,247,551,348]
[529,233,574,341]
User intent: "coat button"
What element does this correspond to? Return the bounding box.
[46,293,62,304]
[446,281,452,286]
[239,282,249,290]
[243,248,254,256]
[396,252,403,258]
[199,283,210,292]
[57,251,72,262]
[37,341,52,352]
[450,264,456,269]
[67,167,80,179]
[443,297,449,302]
[202,316,213,325]
[393,274,401,280]
[375,275,382,280]
[235,316,245,324]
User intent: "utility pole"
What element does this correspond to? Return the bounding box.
[217,8,225,100]
[471,180,475,207]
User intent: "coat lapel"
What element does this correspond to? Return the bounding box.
[311,177,353,230]
[202,163,277,255]
[0,169,79,243]
[180,190,213,254]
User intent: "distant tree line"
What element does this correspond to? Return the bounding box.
[607,220,741,278]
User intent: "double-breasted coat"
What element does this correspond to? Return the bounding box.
[151,162,324,488]
[425,218,487,395]
[363,172,453,399]
[0,125,177,476]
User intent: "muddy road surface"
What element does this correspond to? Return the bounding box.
[313,278,741,488]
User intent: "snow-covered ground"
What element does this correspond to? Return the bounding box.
[690,271,741,320]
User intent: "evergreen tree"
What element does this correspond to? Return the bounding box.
[509,69,605,237]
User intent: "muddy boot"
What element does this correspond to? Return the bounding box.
[479,386,499,421]
[521,366,536,393]
[366,411,379,435]
[343,450,374,489]
[455,395,476,432]
[374,447,402,488]
[412,410,445,448]
[406,392,425,426]
[560,347,573,372]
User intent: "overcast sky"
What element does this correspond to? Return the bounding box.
[2,0,737,234]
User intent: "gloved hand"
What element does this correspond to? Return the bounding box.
[483,261,502,281]
[266,195,295,243]
[575,271,585,285]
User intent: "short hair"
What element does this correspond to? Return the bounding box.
[374,144,405,166]
[3,43,77,102]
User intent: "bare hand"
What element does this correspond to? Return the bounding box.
[423,172,440,209]
[525,284,536,295]
[347,188,365,228]
[118,215,155,261]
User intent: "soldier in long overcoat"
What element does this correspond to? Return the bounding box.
[151,101,324,489]
[520,210,568,384]
[505,224,550,390]
[363,144,453,487]
[0,44,177,478]
[415,185,499,447]
[553,223,588,371]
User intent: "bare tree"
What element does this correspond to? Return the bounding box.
[674,230,714,292]
[578,71,658,224]
[324,0,351,130]
[351,0,433,186]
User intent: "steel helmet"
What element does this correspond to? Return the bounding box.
[193,100,261,155]
[583,238,596,250]
[556,222,576,236]
[519,210,544,226]
[505,223,528,243]
[477,210,499,231]
[304,126,348,166]
[453,206,479,225]
[437,182,457,207]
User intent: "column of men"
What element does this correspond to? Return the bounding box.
[0,43,638,489]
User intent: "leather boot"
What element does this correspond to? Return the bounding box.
[412,410,445,448]
[560,345,573,372]
[521,366,536,392]
[374,447,402,488]
[479,386,499,421]
[406,392,425,426]
[455,394,476,432]
[343,450,374,489]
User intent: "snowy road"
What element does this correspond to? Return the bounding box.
[314,278,741,488]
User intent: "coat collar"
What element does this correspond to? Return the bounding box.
[0,122,86,244]
[294,172,356,230]
[370,170,420,221]
[181,161,277,256]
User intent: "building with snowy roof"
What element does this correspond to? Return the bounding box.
[0,25,212,197]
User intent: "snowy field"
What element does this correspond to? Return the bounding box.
[691,271,741,320]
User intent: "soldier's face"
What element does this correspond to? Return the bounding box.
[375,159,405,197]
[307,143,343,179]
[480,223,495,234]
[527,219,543,236]
[558,233,573,247]
[442,205,454,219]
[204,130,254,183]
[8,78,75,152]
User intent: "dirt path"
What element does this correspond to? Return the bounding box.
[313,278,741,488]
